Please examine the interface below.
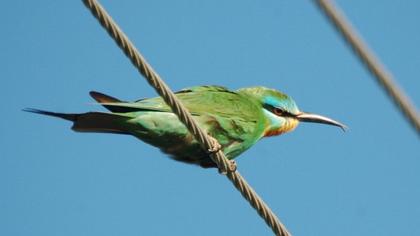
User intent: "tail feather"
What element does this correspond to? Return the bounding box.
[89,91,122,103]
[90,91,138,113]
[23,108,78,122]
[72,112,130,134]
[24,108,131,134]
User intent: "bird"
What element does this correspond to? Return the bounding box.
[24,85,346,168]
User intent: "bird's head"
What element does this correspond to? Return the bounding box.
[238,87,347,137]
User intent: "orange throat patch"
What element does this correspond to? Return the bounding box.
[264,119,299,137]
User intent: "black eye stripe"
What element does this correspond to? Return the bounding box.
[263,104,294,117]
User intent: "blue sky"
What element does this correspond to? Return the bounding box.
[2,0,419,235]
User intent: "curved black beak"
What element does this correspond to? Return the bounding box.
[296,112,347,131]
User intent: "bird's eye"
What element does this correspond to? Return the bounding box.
[273,107,285,116]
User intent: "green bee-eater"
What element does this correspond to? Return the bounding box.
[25,85,345,168]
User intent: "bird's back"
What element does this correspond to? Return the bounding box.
[108,86,267,167]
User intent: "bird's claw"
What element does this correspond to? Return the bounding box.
[218,160,237,175]
[227,160,237,172]
[206,135,236,174]
[207,136,222,154]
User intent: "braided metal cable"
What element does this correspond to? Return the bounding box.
[315,0,420,134]
[82,0,291,235]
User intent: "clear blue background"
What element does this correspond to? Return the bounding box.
[2,1,419,235]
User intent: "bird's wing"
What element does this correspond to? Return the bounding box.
[97,86,264,160]
[99,85,260,121]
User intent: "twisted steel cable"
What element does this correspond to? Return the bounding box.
[82,0,291,235]
[316,0,420,134]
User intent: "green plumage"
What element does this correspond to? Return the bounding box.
[25,85,346,168]
[27,86,269,168]
[109,86,267,167]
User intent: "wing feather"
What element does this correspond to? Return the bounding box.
[98,86,260,121]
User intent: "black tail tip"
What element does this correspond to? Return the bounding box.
[23,108,49,114]
[23,108,77,122]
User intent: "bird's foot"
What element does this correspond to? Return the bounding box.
[217,160,237,175]
[228,160,237,172]
[206,135,222,154]
[206,135,236,174]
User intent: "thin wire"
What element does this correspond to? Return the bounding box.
[82,0,291,235]
[315,0,420,134]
